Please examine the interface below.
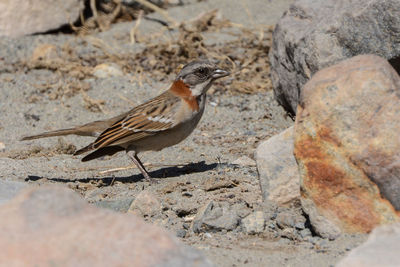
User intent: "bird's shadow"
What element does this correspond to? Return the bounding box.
[25,160,218,185]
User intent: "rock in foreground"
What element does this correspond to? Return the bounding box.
[294,55,400,239]
[0,185,211,267]
[0,180,27,205]
[337,223,400,267]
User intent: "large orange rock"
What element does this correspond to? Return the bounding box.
[0,185,211,267]
[294,55,400,238]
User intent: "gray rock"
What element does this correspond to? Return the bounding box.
[0,180,27,205]
[231,201,252,219]
[275,209,306,230]
[299,228,312,239]
[337,223,400,267]
[176,229,187,238]
[241,211,265,234]
[0,0,83,37]
[256,126,300,205]
[269,0,400,115]
[192,201,239,233]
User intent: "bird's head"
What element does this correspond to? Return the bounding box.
[172,60,230,97]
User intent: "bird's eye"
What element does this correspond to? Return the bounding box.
[196,67,208,76]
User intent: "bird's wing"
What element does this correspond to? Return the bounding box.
[91,91,180,149]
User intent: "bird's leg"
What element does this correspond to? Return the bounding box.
[126,151,156,183]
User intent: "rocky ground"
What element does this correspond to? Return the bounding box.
[0,0,368,266]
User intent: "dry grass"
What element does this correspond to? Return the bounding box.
[16,1,274,112]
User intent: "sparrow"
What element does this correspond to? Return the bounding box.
[21,60,230,182]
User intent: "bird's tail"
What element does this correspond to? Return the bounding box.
[20,128,82,141]
[80,146,124,162]
[73,143,95,156]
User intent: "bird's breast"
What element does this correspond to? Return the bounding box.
[175,94,206,123]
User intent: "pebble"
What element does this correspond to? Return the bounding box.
[231,201,251,218]
[267,222,277,230]
[295,222,306,230]
[93,63,124,78]
[128,190,162,218]
[275,209,306,229]
[280,228,298,240]
[192,201,239,233]
[203,177,234,191]
[299,228,312,239]
[176,229,187,238]
[94,199,133,213]
[241,211,265,234]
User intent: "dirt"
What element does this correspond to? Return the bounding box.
[0,0,367,266]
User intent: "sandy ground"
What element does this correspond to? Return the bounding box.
[0,0,367,266]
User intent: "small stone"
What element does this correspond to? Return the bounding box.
[182,223,190,230]
[93,63,124,78]
[231,201,251,218]
[31,44,58,62]
[267,222,277,230]
[295,222,305,230]
[128,190,161,218]
[0,142,5,151]
[299,228,312,239]
[93,199,133,213]
[176,229,186,238]
[232,156,256,167]
[192,201,239,233]
[241,211,265,234]
[280,228,298,240]
[204,233,213,239]
[275,209,306,230]
[203,177,234,191]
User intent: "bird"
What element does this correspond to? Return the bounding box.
[21,60,230,183]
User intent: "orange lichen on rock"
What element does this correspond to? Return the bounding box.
[294,55,400,237]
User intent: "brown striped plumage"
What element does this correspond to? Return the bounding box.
[21,60,230,182]
[74,90,179,154]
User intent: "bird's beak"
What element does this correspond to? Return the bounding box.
[212,69,230,79]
